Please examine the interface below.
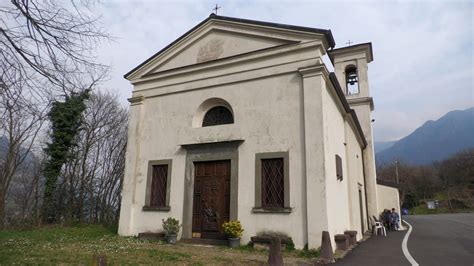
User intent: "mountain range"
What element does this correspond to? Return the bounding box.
[375,107,474,165]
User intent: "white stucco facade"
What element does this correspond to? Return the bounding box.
[118,14,398,250]
[377,182,402,228]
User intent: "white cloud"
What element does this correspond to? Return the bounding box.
[92,0,473,141]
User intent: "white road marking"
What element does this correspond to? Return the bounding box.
[402,220,419,266]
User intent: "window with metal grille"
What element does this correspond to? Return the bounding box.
[336,155,343,181]
[150,165,168,207]
[261,158,284,208]
[202,106,234,127]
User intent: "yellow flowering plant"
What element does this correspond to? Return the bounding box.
[222,220,244,238]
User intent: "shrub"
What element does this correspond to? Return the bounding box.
[162,217,181,235]
[222,220,244,238]
[285,237,295,251]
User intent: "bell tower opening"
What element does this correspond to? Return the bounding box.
[328,42,379,221]
[345,65,359,95]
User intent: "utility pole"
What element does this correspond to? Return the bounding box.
[395,158,399,184]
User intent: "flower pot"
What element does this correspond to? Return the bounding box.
[228,237,240,248]
[166,234,177,244]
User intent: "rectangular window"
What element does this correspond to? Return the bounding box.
[253,152,290,213]
[261,158,285,208]
[143,159,172,212]
[150,165,168,207]
[336,155,343,181]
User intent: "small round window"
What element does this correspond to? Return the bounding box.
[202,106,234,127]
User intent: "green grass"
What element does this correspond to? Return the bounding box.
[0,225,316,265]
[433,192,449,201]
[233,242,320,259]
[410,205,474,215]
[0,225,192,265]
[291,248,320,259]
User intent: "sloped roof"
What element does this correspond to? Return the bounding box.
[124,14,335,79]
[328,72,368,148]
[328,42,373,64]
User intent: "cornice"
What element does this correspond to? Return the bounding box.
[298,64,328,78]
[347,97,374,111]
[127,96,145,106]
[131,40,323,86]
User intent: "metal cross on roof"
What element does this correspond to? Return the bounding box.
[346,40,353,46]
[212,4,221,15]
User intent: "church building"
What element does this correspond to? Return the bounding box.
[118,14,400,249]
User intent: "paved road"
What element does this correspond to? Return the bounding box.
[405,213,474,266]
[334,230,410,266]
[335,213,474,266]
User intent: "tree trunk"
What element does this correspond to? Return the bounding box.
[66,171,74,223]
[34,173,39,226]
[78,180,85,223]
[0,185,5,230]
[447,189,453,209]
[89,175,94,223]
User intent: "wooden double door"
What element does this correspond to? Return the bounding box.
[192,160,231,239]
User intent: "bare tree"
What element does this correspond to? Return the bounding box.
[438,149,474,209]
[377,149,474,210]
[0,75,49,229]
[0,0,111,228]
[0,0,109,96]
[55,91,128,224]
[4,152,43,226]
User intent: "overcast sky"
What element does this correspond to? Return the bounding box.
[93,0,473,142]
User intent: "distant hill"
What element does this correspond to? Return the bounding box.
[0,135,35,164]
[0,135,8,157]
[374,140,396,154]
[376,107,474,165]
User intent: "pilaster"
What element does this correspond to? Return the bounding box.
[299,65,329,249]
[118,96,145,235]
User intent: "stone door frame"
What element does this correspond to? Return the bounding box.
[180,141,241,239]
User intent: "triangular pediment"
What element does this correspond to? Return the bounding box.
[125,15,334,81]
[151,29,295,73]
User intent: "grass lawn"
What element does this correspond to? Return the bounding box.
[0,225,318,265]
[408,192,474,215]
[410,205,474,215]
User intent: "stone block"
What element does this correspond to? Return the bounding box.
[268,236,283,266]
[251,235,290,250]
[344,230,358,246]
[320,231,334,262]
[334,234,350,251]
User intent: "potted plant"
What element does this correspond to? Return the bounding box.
[222,220,244,248]
[162,217,181,244]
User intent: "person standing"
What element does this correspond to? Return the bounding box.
[383,209,392,230]
[391,208,400,230]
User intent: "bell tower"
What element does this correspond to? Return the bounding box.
[329,43,379,220]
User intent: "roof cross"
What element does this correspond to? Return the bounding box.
[212,4,221,15]
[346,40,353,46]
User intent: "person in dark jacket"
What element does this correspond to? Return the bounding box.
[383,209,392,230]
[391,208,400,230]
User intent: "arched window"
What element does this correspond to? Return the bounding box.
[345,66,359,95]
[202,106,234,127]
